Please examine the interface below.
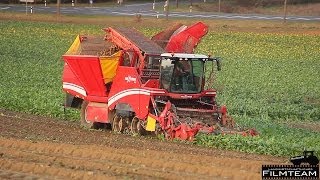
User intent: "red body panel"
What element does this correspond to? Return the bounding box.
[86,95,108,103]
[108,66,150,119]
[62,55,107,99]
[142,79,160,88]
[165,22,208,53]
[104,28,144,70]
[151,23,184,49]
[86,102,109,123]
[62,62,86,99]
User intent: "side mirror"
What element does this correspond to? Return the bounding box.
[214,57,221,71]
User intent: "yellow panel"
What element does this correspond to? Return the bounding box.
[146,115,156,132]
[65,35,81,55]
[99,51,121,83]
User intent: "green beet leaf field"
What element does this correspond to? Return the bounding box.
[0,21,319,157]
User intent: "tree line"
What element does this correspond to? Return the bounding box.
[235,0,319,7]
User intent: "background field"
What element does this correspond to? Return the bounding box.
[2,0,319,16]
[0,19,319,157]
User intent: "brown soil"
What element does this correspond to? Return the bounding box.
[0,109,287,179]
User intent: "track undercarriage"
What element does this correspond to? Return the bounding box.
[103,98,258,141]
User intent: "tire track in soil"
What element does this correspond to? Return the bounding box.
[0,110,287,179]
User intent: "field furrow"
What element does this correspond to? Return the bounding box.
[0,137,264,179]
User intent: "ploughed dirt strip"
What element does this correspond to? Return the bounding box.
[0,109,286,179]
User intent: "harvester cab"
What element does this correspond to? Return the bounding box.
[160,53,221,94]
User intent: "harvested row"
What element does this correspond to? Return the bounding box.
[0,137,265,179]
